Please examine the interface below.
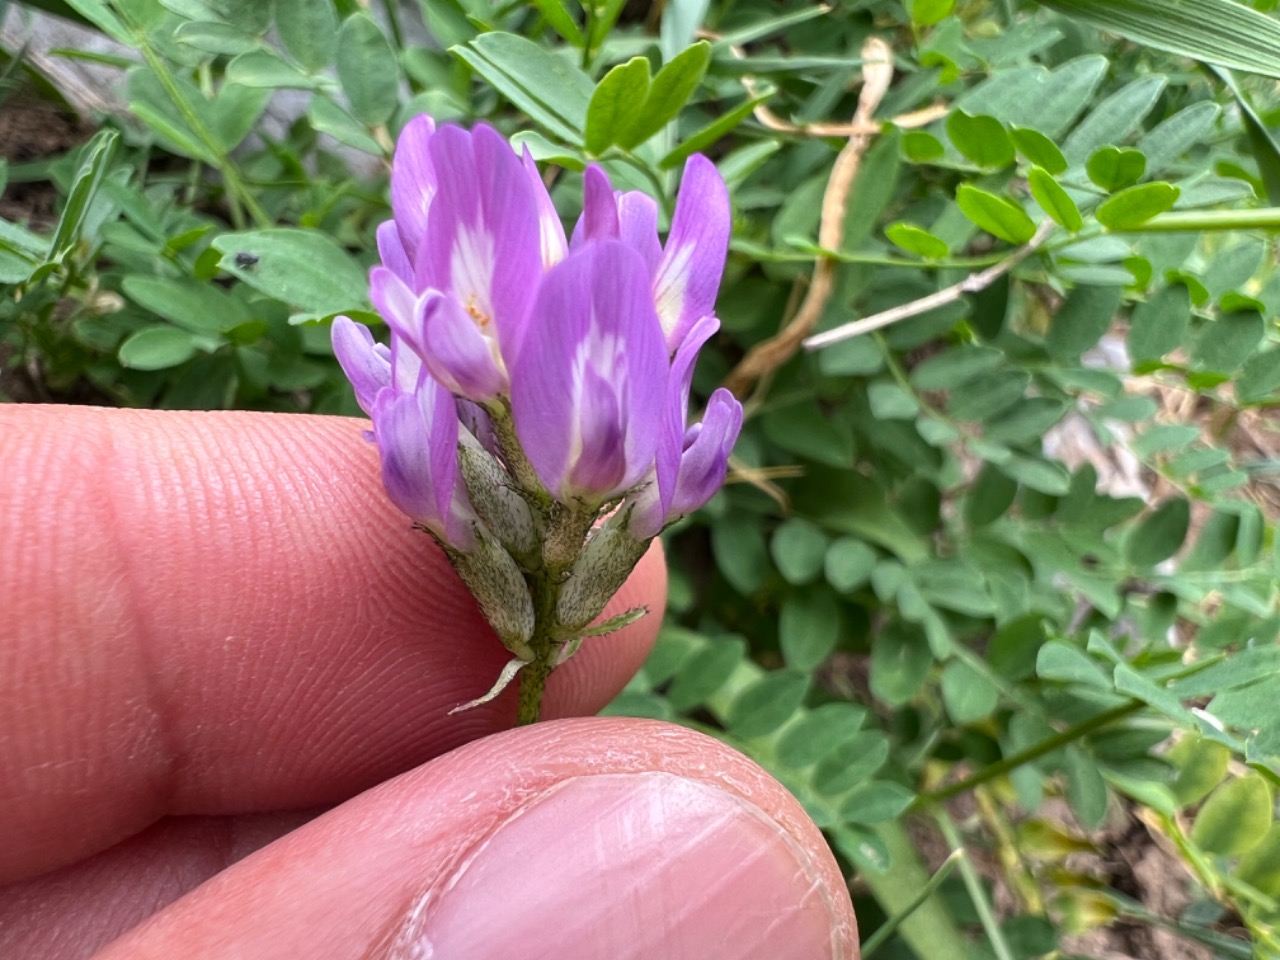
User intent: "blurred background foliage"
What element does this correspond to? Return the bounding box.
[6,0,1280,955]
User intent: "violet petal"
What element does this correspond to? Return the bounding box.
[653,155,731,349]
[331,315,390,416]
[522,145,568,269]
[669,387,743,518]
[389,115,437,266]
[511,240,666,499]
[421,123,542,367]
[421,294,507,401]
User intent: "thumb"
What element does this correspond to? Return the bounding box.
[94,718,858,959]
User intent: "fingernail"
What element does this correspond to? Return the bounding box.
[385,773,849,959]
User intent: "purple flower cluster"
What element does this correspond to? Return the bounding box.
[333,115,741,553]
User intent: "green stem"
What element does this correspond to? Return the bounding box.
[118,6,270,228]
[919,700,1144,806]
[1129,208,1280,232]
[516,648,555,725]
[936,814,1015,960]
[861,850,963,958]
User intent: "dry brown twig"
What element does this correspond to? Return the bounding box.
[721,36,895,400]
[802,220,1056,351]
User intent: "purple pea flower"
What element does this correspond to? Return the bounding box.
[511,239,668,502]
[331,315,476,550]
[335,113,744,721]
[629,315,744,539]
[572,156,731,352]
[377,117,547,403]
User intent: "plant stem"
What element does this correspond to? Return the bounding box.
[861,850,963,958]
[918,700,1144,806]
[516,648,554,725]
[936,813,1016,960]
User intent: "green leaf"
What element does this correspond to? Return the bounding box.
[62,0,132,43]
[960,55,1107,137]
[118,325,201,370]
[1064,747,1109,830]
[910,346,1004,390]
[711,516,769,594]
[585,57,650,155]
[940,659,999,724]
[272,0,337,71]
[825,537,877,593]
[902,130,945,162]
[1037,640,1112,687]
[868,381,919,420]
[1191,310,1265,373]
[776,703,868,768]
[1097,182,1180,230]
[1126,496,1191,568]
[531,0,583,45]
[946,110,1015,168]
[726,670,809,739]
[211,229,370,314]
[336,12,399,126]
[121,276,250,335]
[813,732,890,796]
[984,398,1068,444]
[618,41,711,150]
[49,130,118,263]
[1213,67,1280,203]
[1128,283,1191,362]
[780,590,841,671]
[1169,735,1231,806]
[667,636,745,712]
[1190,776,1272,856]
[1238,348,1280,402]
[1047,284,1123,360]
[771,518,829,585]
[1235,823,1280,897]
[910,0,955,25]
[225,49,323,89]
[885,222,949,259]
[870,622,931,706]
[1062,75,1166,162]
[307,96,384,154]
[173,20,260,55]
[1036,0,1280,80]
[1136,101,1221,178]
[965,462,1018,526]
[208,82,271,153]
[660,94,768,169]
[1086,146,1146,191]
[1028,166,1083,231]
[1011,125,1067,173]
[955,184,1036,244]
[452,32,593,143]
[840,780,916,825]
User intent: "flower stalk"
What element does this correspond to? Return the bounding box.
[333,115,742,724]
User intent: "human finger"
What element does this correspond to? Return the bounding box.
[0,406,663,884]
[94,718,858,960]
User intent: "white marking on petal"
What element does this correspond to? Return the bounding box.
[654,243,694,338]
[449,224,497,328]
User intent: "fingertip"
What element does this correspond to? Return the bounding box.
[96,719,856,960]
